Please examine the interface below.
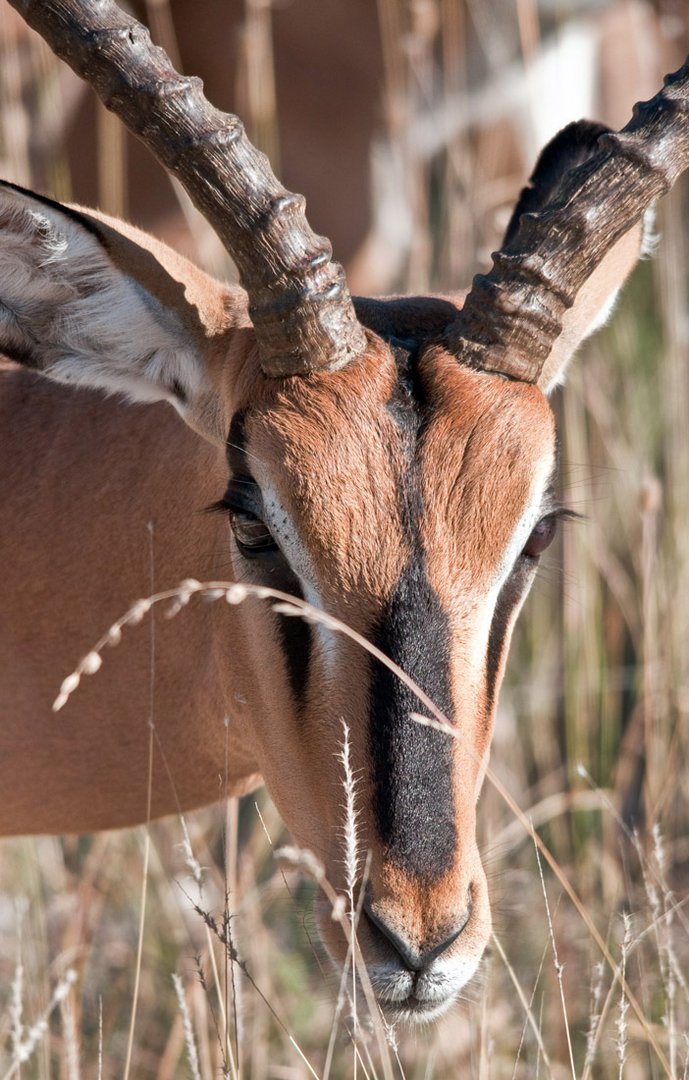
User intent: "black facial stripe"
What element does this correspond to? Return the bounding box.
[367,349,457,881]
[226,409,249,477]
[485,565,533,710]
[369,558,456,881]
[223,409,311,703]
[273,571,311,704]
[231,545,311,705]
[485,445,560,705]
[385,342,425,447]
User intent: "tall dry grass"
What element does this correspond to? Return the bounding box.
[2,0,689,1076]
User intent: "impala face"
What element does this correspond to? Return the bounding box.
[218,336,558,1020]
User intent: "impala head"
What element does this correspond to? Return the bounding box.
[236,345,557,1020]
[3,0,688,1024]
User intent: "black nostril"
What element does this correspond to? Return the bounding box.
[363,902,471,973]
[364,906,424,971]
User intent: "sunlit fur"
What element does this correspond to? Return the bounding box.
[0,174,641,1021]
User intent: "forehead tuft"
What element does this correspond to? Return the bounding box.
[418,350,557,588]
[419,351,556,474]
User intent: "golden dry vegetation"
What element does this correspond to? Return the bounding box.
[2,1,689,1077]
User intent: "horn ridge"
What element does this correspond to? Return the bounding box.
[447,55,689,383]
[8,0,367,377]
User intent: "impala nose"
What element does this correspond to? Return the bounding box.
[363,901,471,972]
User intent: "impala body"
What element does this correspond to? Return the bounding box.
[2,0,688,1024]
[0,172,641,1021]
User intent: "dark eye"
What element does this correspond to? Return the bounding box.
[229,509,278,555]
[522,514,558,559]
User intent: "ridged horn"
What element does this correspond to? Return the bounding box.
[8,0,367,378]
[446,56,689,383]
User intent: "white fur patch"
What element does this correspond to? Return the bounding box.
[495,443,557,589]
[0,186,203,408]
[459,443,555,680]
[254,481,341,673]
[368,948,482,1022]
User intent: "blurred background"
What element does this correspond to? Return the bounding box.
[1,1,689,1076]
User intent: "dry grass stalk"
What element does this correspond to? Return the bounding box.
[60,989,81,1080]
[275,845,396,1080]
[172,973,202,1080]
[46,574,678,1075]
[490,932,552,1076]
[339,720,361,1076]
[2,969,77,1080]
[616,913,632,1079]
[2,8,689,1075]
[583,959,605,1071]
[532,839,575,1080]
[97,997,103,1080]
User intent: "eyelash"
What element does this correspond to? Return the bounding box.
[206,497,582,560]
[519,506,581,561]
[206,498,233,516]
[552,506,582,522]
[206,492,281,557]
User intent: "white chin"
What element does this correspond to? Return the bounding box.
[379,994,458,1025]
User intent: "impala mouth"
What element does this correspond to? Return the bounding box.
[313,876,488,1026]
[378,993,457,1025]
[367,962,469,1025]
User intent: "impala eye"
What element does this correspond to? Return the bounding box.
[229,509,278,554]
[522,514,558,559]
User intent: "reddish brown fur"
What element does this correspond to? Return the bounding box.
[213,338,557,974]
[0,183,642,1017]
[245,345,410,610]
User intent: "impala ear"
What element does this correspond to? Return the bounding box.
[0,181,236,439]
[503,123,651,395]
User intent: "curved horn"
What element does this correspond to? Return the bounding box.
[8,0,367,378]
[446,57,689,383]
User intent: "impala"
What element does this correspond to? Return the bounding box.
[1,0,688,1023]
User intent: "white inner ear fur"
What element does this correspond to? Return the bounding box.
[0,187,204,409]
[538,208,654,395]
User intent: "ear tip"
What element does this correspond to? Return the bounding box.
[543,118,609,150]
[503,121,614,248]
